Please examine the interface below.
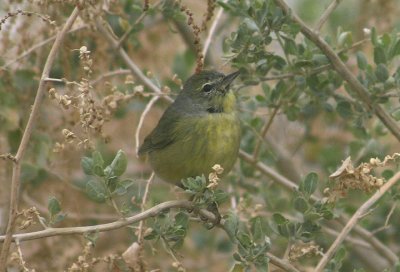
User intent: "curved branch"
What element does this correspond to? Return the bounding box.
[0,200,193,242]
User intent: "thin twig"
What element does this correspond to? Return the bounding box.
[371,203,397,234]
[314,171,400,272]
[116,1,162,48]
[22,192,118,221]
[15,239,31,272]
[137,172,155,244]
[0,8,80,270]
[267,252,300,272]
[252,103,281,160]
[135,96,159,156]
[274,0,400,142]
[90,69,131,85]
[95,18,173,103]
[202,0,226,59]
[1,24,86,70]
[315,0,342,32]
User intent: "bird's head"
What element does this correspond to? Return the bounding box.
[179,70,240,114]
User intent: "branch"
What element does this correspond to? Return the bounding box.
[95,18,173,103]
[135,96,159,156]
[267,252,301,272]
[0,200,193,242]
[252,104,281,160]
[90,69,131,85]
[116,1,162,48]
[1,24,87,70]
[274,0,400,142]
[0,7,80,270]
[202,1,226,59]
[314,171,400,272]
[315,0,342,32]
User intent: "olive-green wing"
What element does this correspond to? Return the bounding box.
[138,106,180,155]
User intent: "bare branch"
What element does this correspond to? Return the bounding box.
[252,104,281,160]
[1,24,86,70]
[135,96,159,156]
[267,252,301,272]
[137,172,155,244]
[0,200,193,242]
[202,1,226,59]
[95,18,173,103]
[274,0,400,142]
[116,1,162,48]
[314,171,400,272]
[315,0,342,32]
[0,8,81,269]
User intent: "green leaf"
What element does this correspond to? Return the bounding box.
[53,213,66,224]
[236,231,251,248]
[375,63,389,82]
[86,179,107,202]
[374,46,386,64]
[370,27,378,46]
[356,51,368,70]
[336,101,353,119]
[272,213,288,225]
[251,217,264,242]
[81,157,94,175]
[92,151,104,176]
[299,172,318,196]
[389,39,400,59]
[335,246,346,262]
[224,212,239,239]
[175,212,189,228]
[293,197,309,213]
[108,149,128,177]
[338,31,353,48]
[48,196,61,216]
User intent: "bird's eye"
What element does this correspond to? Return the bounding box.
[202,83,213,92]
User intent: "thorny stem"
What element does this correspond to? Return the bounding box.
[0,7,80,270]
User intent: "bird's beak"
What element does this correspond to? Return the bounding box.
[219,71,240,93]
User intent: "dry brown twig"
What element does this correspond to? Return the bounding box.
[0,7,81,270]
[122,172,155,271]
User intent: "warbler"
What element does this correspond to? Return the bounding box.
[138,70,241,186]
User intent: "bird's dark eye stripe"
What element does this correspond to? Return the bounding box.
[202,83,213,92]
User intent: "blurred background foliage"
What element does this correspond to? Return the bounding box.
[1,0,400,271]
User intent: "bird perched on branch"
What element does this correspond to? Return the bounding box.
[138,70,241,187]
